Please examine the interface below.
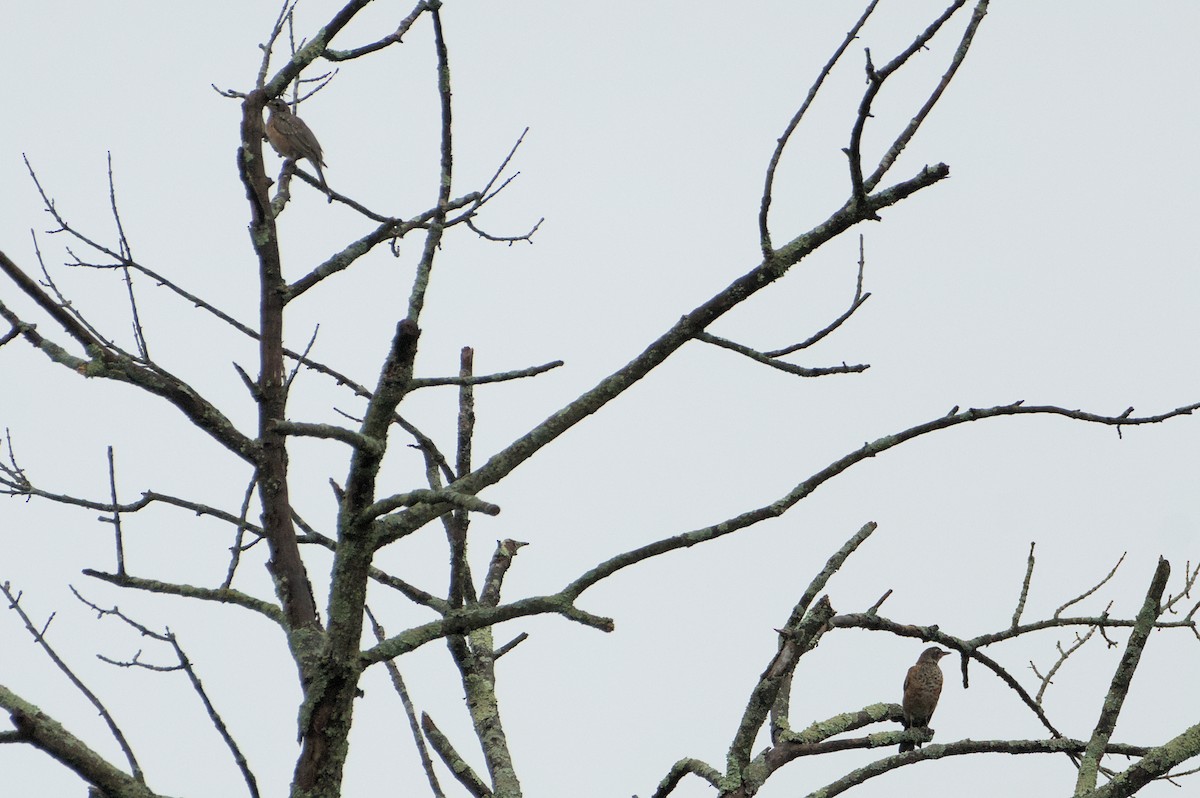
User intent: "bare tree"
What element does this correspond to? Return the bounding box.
[1,3,1197,798]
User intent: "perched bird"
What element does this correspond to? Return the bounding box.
[899,646,949,753]
[265,98,331,198]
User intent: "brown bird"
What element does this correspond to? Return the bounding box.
[899,646,949,753]
[265,98,331,198]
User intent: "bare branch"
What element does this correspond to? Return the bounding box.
[764,234,871,358]
[1011,541,1036,628]
[420,713,490,798]
[324,0,434,61]
[409,359,564,389]
[759,2,881,255]
[1056,552,1126,618]
[104,446,127,576]
[0,684,168,798]
[364,489,501,525]
[697,331,868,377]
[560,401,1199,599]
[1033,624,1099,705]
[800,737,1150,798]
[449,347,477,608]
[865,1,991,192]
[651,757,722,798]
[366,607,446,798]
[0,582,144,783]
[80,570,285,625]
[1075,557,1171,793]
[72,589,261,798]
[1086,720,1200,798]
[0,252,259,463]
[382,162,955,546]
[272,420,384,454]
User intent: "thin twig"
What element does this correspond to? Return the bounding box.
[0,582,145,782]
[366,606,446,798]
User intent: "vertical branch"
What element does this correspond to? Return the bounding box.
[1011,541,1035,628]
[448,346,477,608]
[405,4,454,325]
[454,624,521,797]
[238,89,319,636]
[1074,557,1171,795]
[222,470,261,590]
[447,535,525,798]
[106,153,149,360]
[105,446,127,576]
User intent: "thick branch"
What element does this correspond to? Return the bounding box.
[1075,557,1171,794]
[1085,721,1200,798]
[0,685,170,798]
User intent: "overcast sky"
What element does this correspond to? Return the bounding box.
[2,3,1198,797]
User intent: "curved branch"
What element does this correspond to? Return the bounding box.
[651,757,722,798]
[561,401,1198,599]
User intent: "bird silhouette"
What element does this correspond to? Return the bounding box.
[899,646,949,753]
[265,98,331,200]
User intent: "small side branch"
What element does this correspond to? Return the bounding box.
[409,359,564,389]
[696,332,867,377]
[765,234,871,358]
[80,571,285,625]
[271,420,384,454]
[324,0,434,60]
[1056,552,1126,619]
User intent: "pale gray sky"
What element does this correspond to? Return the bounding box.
[2,3,1198,797]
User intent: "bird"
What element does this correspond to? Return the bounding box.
[264,98,331,199]
[899,646,949,753]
